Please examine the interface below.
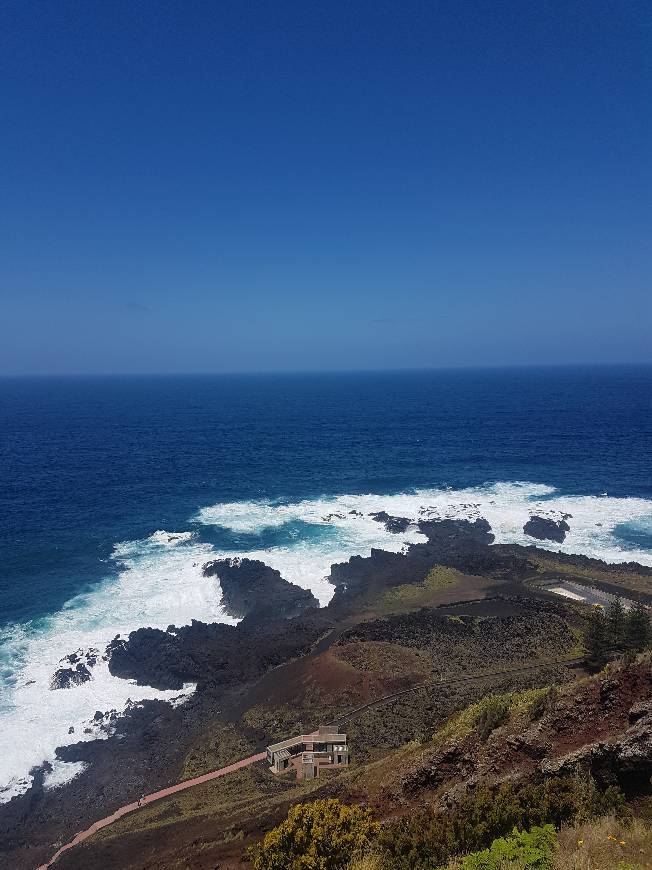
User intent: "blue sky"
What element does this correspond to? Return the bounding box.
[1,0,650,374]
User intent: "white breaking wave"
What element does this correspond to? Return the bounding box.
[0,532,232,803]
[195,482,652,604]
[1,482,651,803]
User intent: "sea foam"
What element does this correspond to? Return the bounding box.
[0,532,231,803]
[1,481,651,803]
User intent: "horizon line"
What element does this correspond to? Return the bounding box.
[1,361,651,379]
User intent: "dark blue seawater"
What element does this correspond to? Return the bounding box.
[1,366,651,628]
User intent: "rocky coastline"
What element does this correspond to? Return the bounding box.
[2,513,652,870]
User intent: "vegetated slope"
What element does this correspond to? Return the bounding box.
[253,657,652,870]
[5,518,651,870]
[47,595,585,870]
[65,656,652,870]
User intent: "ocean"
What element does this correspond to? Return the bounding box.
[1,366,651,801]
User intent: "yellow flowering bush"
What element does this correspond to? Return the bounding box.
[252,798,379,870]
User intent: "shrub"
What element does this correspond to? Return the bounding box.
[624,603,651,653]
[251,798,379,870]
[459,825,557,869]
[526,688,553,722]
[377,776,628,870]
[473,696,511,742]
[607,599,627,651]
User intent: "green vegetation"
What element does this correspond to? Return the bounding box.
[433,687,552,749]
[472,695,511,742]
[251,798,379,870]
[454,825,557,869]
[253,771,635,869]
[583,601,651,667]
[625,602,652,652]
[376,776,628,869]
[607,597,627,650]
[584,607,609,668]
[373,566,465,614]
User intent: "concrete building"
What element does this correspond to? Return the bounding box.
[266,725,349,780]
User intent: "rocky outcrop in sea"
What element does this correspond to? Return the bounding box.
[523,514,571,543]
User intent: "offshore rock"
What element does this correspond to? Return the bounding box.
[50,647,99,690]
[50,663,93,690]
[523,515,570,543]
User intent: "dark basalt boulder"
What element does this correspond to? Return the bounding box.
[50,647,100,690]
[524,515,571,543]
[202,557,318,619]
[369,511,412,533]
[50,663,93,690]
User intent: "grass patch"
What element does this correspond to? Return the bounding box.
[373,567,471,614]
[182,721,253,779]
[93,764,327,845]
[433,686,553,747]
[554,815,652,869]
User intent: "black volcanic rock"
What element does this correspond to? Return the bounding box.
[107,626,205,690]
[107,611,332,691]
[418,517,495,549]
[369,511,412,533]
[50,663,93,690]
[50,648,99,689]
[202,557,318,619]
[11,507,652,870]
[327,518,499,611]
[524,515,570,543]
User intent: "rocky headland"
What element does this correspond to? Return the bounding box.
[202,557,319,619]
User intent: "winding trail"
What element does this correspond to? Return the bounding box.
[36,751,267,869]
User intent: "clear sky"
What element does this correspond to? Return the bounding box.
[1,0,650,375]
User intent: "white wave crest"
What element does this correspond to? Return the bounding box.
[196,482,652,574]
[0,534,231,803]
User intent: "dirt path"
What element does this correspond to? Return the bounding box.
[36,751,267,869]
[331,656,585,726]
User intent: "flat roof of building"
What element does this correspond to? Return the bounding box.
[267,729,347,754]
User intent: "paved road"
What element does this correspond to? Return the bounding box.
[36,751,267,869]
